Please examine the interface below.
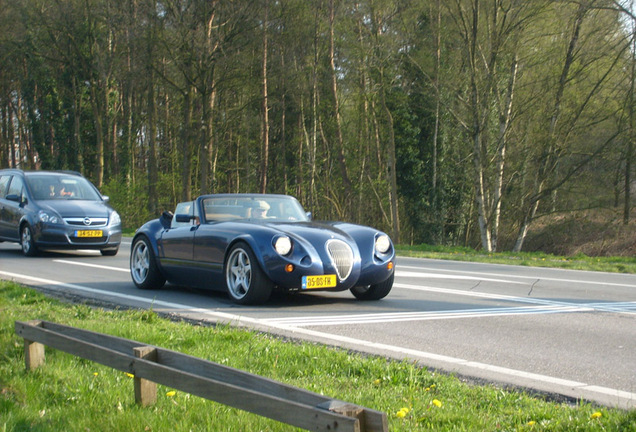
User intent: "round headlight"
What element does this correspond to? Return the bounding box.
[375,234,391,254]
[274,236,292,256]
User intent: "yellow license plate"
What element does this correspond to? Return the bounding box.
[75,230,103,238]
[302,275,337,289]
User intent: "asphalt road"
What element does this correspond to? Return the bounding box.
[1,239,635,409]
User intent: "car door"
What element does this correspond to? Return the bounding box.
[0,175,25,241]
[159,202,199,284]
[0,174,12,239]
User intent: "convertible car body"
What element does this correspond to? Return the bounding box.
[130,194,395,304]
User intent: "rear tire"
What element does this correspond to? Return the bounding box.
[350,273,394,300]
[130,237,166,290]
[21,225,38,257]
[225,242,273,305]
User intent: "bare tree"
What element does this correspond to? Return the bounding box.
[445,0,532,251]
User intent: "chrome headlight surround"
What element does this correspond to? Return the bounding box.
[38,210,61,225]
[375,234,391,254]
[274,236,293,256]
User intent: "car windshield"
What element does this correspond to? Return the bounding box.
[202,196,309,222]
[26,174,102,201]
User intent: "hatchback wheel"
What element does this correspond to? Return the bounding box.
[21,225,38,257]
[101,247,119,256]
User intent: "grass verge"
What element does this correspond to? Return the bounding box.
[396,245,636,274]
[1,281,634,431]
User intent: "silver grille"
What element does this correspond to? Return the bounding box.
[64,217,108,227]
[326,239,354,281]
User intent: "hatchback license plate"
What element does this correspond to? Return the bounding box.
[75,230,103,238]
[302,275,337,289]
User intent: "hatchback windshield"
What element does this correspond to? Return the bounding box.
[26,174,102,201]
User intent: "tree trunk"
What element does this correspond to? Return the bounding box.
[626,137,633,225]
[147,74,158,216]
[379,77,400,244]
[492,55,518,251]
[328,0,352,215]
[260,0,270,194]
[90,81,104,187]
[626,14,635,225]
[181,90,193,202]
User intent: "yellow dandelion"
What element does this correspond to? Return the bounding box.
[125,373,135,378]
[166,391,176,397]
[591,411,602,419]
[432,399,442,408]
[527,420,536,426]
[93,372,99,377]
[373,379,381,385]
[396,407,409,418]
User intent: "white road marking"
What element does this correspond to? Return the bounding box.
[398,265,636,288]
[53,259,130,273]
[262,305,591,326]
[395,270,526,284]
[1,268,634,409]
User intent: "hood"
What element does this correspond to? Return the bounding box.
[263,221,355,244]
[38,199,112,218]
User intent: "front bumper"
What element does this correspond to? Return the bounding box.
[266,256,394,292]
[34,223,122,251]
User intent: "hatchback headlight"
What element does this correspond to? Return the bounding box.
[110,211,121,225]
[274,236,292,256]
[375,234,391,254]
[38,210,61,225]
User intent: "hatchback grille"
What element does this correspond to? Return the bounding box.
[326,239,354,281]
[71,236,107,244]
[64,217,108,227]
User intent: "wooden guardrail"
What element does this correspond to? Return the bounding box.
[15,320,387,432]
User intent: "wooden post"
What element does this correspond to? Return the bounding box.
[24,320,45,371]
[133,346,157,406]
[24,339,45,371]
[318,401,364,430]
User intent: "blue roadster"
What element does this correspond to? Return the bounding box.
[130,194,395,304]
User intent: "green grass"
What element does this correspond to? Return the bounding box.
[396,244,636,274]
[1,282,634,431]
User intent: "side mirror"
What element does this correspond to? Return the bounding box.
[6,194,26,205]
[306,212,312,221]
[159,211,173,229]
[175,214,195,223]
[102,195,110,203]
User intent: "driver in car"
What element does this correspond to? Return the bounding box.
[49,185,73,198]
[252,201,270,219]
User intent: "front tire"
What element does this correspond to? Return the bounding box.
[225,242,273,305]
[21,225,38,257]
[130,237,166,290]
[101,246,119,256]
[350,273,394,300]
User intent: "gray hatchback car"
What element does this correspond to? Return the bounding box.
[0,169,122,256]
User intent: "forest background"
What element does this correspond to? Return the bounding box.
[1,0,635,254]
